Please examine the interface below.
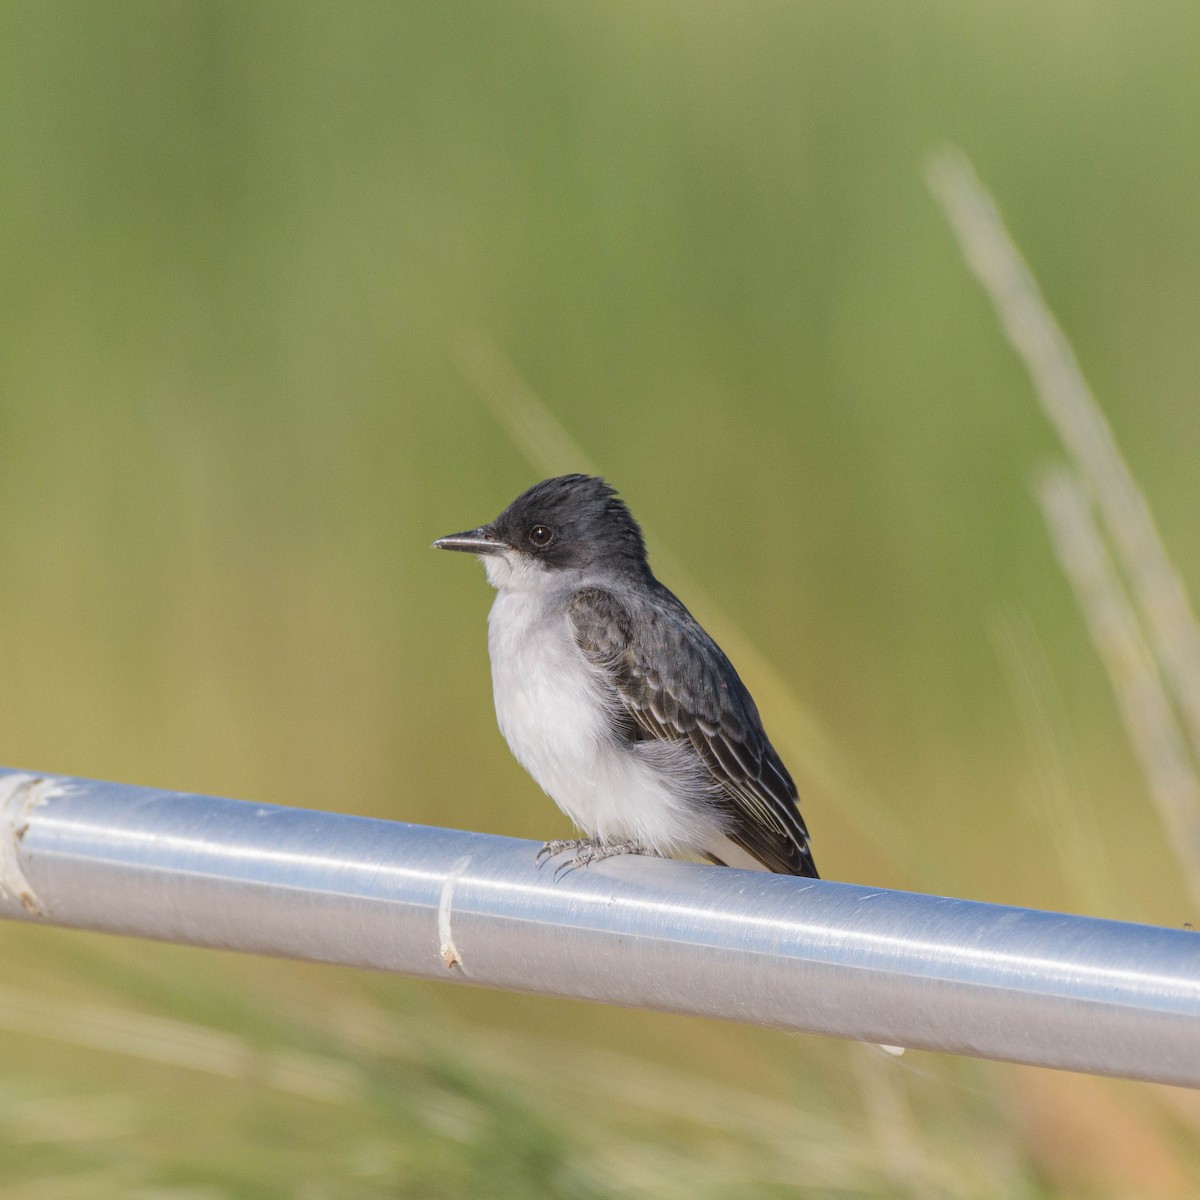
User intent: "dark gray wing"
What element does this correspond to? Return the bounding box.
[568,585,817,877]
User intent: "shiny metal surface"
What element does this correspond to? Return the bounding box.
[2,767,1199,1086]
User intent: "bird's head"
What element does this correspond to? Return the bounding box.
[432,474,648,592]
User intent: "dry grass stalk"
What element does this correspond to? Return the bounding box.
[927,147,1200,783]
[1036,469,1200,911]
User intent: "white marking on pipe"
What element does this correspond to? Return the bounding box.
[438,856,472,972]
[0,774,66,915]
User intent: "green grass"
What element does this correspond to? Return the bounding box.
[2,3,1200,1195]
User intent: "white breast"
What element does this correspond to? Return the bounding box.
[486,587,720,856]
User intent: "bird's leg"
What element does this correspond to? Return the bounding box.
[551,839,660,878]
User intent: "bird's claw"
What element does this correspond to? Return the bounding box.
[536,838,593,866]
[537,838,657,878]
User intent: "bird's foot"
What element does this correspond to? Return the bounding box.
[538,838,659,878]
[536,838,595,866]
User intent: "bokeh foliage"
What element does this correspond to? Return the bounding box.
[1,3,1199,1196]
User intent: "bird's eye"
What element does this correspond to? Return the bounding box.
[528,524,555,548]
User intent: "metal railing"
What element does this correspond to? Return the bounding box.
[2,767,1198,1087]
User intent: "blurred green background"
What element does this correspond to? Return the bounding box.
[2,2,1200,1196]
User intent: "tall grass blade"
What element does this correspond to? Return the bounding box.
[927,147,1200,777]
[1036,469,1200,910]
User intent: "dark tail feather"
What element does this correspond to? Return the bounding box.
[712,832,820,878]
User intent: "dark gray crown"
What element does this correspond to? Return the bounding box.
[492,475,648,572]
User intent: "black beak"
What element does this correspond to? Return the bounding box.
[431,526,506,556]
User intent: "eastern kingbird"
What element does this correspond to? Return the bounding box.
[433,474,818,877]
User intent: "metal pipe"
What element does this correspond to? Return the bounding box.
[2,768,1198,1086]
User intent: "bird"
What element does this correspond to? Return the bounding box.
[432,474,818,877]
